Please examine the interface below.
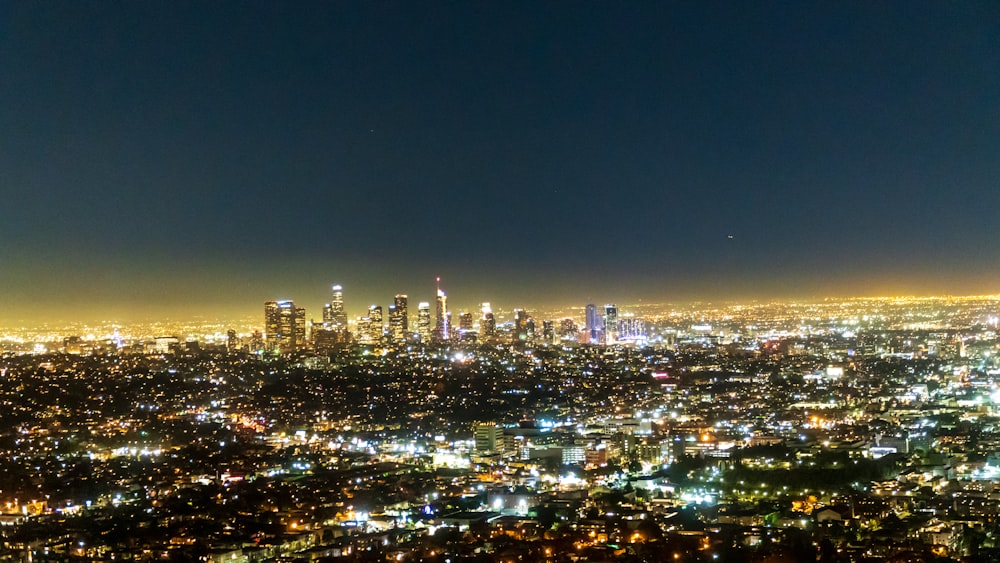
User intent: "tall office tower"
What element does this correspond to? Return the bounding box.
[559,318,579,341]
[474,422,500,454]
[542,320,554,343]
[264,301,280,350]
[368,305,383,343]
[458,311,474,331]
[417,302,432,343]
[356,316,374,345]
[585,303,603,344]
[434,278,449,341]
[249,330,265,354]
[457,312,476,342]
[226,329,239,353]
[389,294,408,343]
[388,303,398,339]
[329,285,348,328]
[322,303,335,325]
[480,302,496,340]
[293,306,307,350]
[264,300,306,353]
[604,304,619,345]
[514,309,530,341]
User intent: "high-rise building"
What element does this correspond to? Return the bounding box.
[480,302,496,340]
[474,422,500,455]
[249,330,265,354]
[458,311,473,331]
[390,294,408,343]
[458,312,475,341]
[388,303,399,338]
[264,301,281,349]
[458,311,474,331]
[226,329,239,353]
[368,305,383,343]
[293,308,307,352]
[434,278,449,341]
[417,302,432,343]
[585,304,603,344]
[329,285,348,328]
[356,316,374,345]
[559,318,579,341]
[542,320,554,343]
[264,300,306,353]
[604,304,619,344]
[514,309,530,341]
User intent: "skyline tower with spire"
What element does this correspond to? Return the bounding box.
[434,277,450,341]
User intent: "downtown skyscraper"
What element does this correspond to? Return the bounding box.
[514,309,531,341]
[417,302,431,343]
[585,303,603,344]
[433,278,449,341]
[369,304,383,341]
[480,302,496,340]
[389,294,408,343]
[604,304,619,344]
[322,284,349,330]
[264,300,306,353]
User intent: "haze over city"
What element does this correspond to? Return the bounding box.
[2,2,998,324]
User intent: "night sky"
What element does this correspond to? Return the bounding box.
[2,2,999,323]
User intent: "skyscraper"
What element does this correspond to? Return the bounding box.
[559,318,579,341]
[458,312,474,340]
[585,304,603,344]
[514,309,530,341]
[264,301,281,348]
[293,307,307,351]
[249,330,264,354]
[458,311,471,328]
[542,320,555,343]
[434,278,449,341]
[329,285,348,328]
[264,300,306,353]
[480,302,496,340]
[604,304,619,345]
[368,304,383,343]
[356,316,374,345]
[417,302,432,343]
[226,329,239,353]
[390,294,408,343]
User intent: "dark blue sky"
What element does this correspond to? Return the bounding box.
[2,2,999,322]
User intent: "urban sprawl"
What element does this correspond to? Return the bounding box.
[2,287,1000,562]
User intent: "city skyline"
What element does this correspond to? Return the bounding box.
[2,2,998,324]
[5,272,1000,328]
[6,292,1000,560]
